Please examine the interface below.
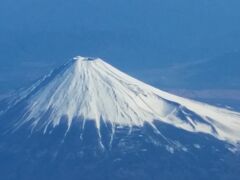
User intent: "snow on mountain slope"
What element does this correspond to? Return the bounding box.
[3,56,240,145]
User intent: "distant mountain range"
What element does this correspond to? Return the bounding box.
[133,51,240,90]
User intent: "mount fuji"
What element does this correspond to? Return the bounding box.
[0,56,240,180]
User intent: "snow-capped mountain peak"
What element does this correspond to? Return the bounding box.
[4,56,240,145]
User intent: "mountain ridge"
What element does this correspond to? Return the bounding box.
[1,56,240,147]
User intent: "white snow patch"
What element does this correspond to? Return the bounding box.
[194,144,201,149]
[166,146,175,154]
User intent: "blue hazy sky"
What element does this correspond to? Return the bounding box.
[0,0,240,93]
